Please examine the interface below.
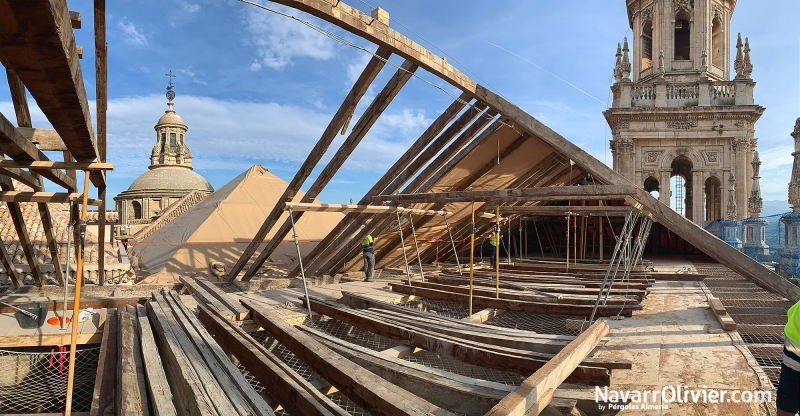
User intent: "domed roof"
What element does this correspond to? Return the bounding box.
[127,167,213,192]
[157,109,185,126]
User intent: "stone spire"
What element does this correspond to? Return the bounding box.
[621,37,631,81]
[789,117,800,211]
[726,171,737,220]
[742,37,753,78]
[748,151,763,217]
[733,33,753,79]
[149,72,193,169]
[613,42,622,83]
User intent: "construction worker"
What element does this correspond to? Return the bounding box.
[489,231,499,267]
[778,298,800,416]
[361,233,375,282]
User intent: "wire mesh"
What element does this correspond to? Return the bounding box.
[401,348,525,386]
[303,317,397,352]
[0,347,99,414]
[484,310,582,336]
[760,366,782,389]
[395,298,470,320]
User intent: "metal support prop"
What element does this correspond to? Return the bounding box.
[566,214,570,272]
[603,216,652,306]
[396,211,412,285]
[61,201,73,330]
[407,213,425,282]
[288,208,313,319]
[64,171,90,415]
[468,201,475,316]
[533,220,544,257]
[495,204,500,298]
[519,217,523,259]
[443,214,462,274]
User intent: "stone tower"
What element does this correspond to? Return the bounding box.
[115,81,214,226]
[603,0,765,226]
[777,118,800,277]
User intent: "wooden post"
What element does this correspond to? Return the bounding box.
[565,215,570,272]
[95,0,107,285]
[469,202,475,316]
[599,216,604,261]
[495,204,500,299]
[64,170,90,416]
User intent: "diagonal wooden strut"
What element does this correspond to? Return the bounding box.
[238,59,419,282]
[0,178,43,286]
[225,47,393,282]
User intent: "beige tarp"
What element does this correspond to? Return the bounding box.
[129,165,343,281]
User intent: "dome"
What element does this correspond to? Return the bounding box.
[128,167,213,192]
[157,110,185,126]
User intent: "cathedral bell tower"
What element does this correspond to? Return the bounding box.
[604,0,764,226]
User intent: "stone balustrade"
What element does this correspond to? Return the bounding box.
[615,79,754,108]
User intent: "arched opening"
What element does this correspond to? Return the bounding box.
[674,12,691,61]
[642,20,653,70]
[670,156,693,220]
[711,17,722,68]
[644,176,660,199]
[705,176,722,222]
[132,201,142,220]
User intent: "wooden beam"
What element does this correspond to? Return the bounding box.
[135,305,177,415]
[0,160,113,170]
[485,320,609,416]
[0,0,100,163]
[0,232,21,288]
[372,185,635,204]
[179,276,238,321]
[499,205,633,216]
[0,179,43,286]
[116,306,150,415]
[242,299,458,415]
[70,11,81,28]
[225,47,392,281]
[239,60,418,282]
[286,202,451,216]
[0,296,143,314]
[16,127,68,151]
[185,274,249,320]
[38,202,65,286]
[5,68,31,128]
[197,303,349,416]
[97,186,105,285]
[94,0,107,163]
[0,166,41,190]
[0,191,101,205]
[90,308,117,416]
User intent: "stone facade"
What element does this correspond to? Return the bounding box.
[604,0,764,226]
[114,84,213,225]
[777,118,800,277]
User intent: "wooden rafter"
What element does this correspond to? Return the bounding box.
[371,185,635,204]
[38,202,64,286]
[238,59,419,282]
[225,47,393,281]
[0,191,101,205]
[286,202,452,216]
[95,0,108,285]
[0,160,113,170]
[498,205,633,216]
[0,178,43,286]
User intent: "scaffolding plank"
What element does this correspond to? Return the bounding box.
[179,276,236,320]
[90,308,117,416]
[187,275,248,320]
[485,319,609,416]
[116,306,149,416]
[242,299,458,416]
[135,304,177,416]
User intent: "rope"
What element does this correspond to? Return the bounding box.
[407,213,425,282]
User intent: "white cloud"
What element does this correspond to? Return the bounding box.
[177,67,207,85]
[380,109,431,136]
[118,19,148,48]
[174,0,201,13]
[244,3,336,70]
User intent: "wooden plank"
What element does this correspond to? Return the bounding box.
[94,0,106,163]
[146,299,220,415]
[0,160,113,170]
[188,275,248,320]
[226,47,392,281]
[5,68,32,128]
[716,312,737,331]
[371,185,635,204]
[287,93,473,279]
[196,303,346,416]
[116,306,149,415]
[38,202,65,286]
[69,11,81,28]
[485,320,610,416]
[0,179,43,286]
[499,205,633,216]
[389,283,640,317]
[242,299,458,415]
[408,280,634,306]
[178,276,237,320]
[0,191,101,205]
[285,202,451,216]
[135,304,177,416]
[240,60,419,282]
[90,308,117,416]
[708,297,727,316]
[16,127,68,151]
[160,290,274,416]
[0,296,143,314]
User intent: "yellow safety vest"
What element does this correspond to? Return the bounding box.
[489,233,498,246]
[361,235,374,246]
[787,300,800,345]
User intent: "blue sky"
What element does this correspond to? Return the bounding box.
[1,0,798,208]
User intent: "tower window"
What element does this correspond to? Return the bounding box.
[180,134,184,145]
[160,132,166,153]
[674,14,691,61]
[642,20,653,70]
[711,17,722,68]
[170,133,177,152]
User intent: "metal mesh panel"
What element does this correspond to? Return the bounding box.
[0,347,99,414]
[395,298,470,320]
[402,349,525,386]
[729,315,787,325]
[484,310,582,336]
[303,317,397,352]
[760,366,782,389]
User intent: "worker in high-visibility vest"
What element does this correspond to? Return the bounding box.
[361,234,375,282]
[489,231,499,267]
[778,299,800,415]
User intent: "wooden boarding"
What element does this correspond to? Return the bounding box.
[242,299,459,416]
[158,290,273,416]
[430,275,645,301]
[186,275,248,320]
[301,324,510,416]
[485,320,610,416]
[389,283,641,317]
[135,305,177,416]
[116,306,149,415]
[285,202,451,216]
[442,272,651,292]
[197,303,348,416]
[0,160,113,170]
[304,297,612,384]
[179,276,237,320]
[90,308,117,416]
